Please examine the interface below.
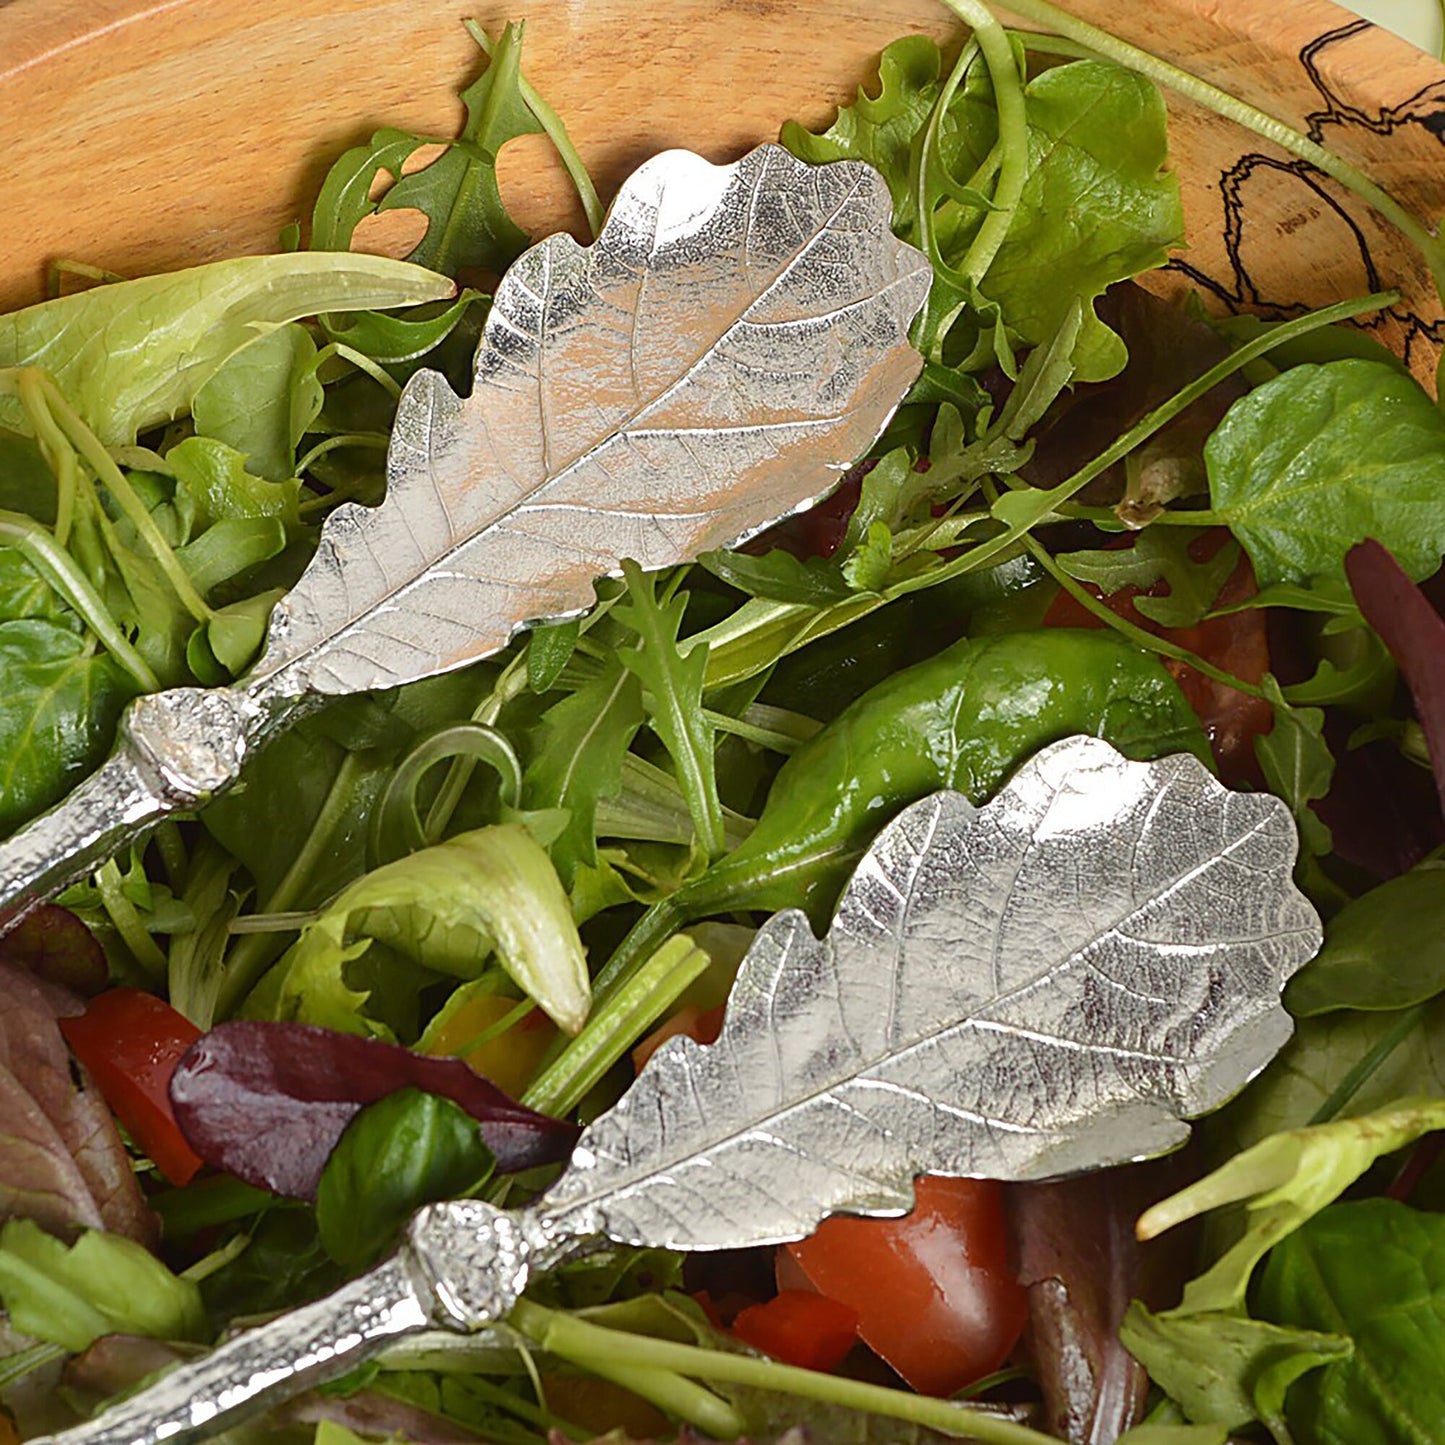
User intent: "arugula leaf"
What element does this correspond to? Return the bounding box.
[1208,360,1445,586]
[315,1088,494,1270]
[1257,1199,1445,1445]
[617,563,725,862]
[0,1219,204,1353]
[1285,864,1445,1017]
[191,323,322,482]
[1120,1305,1349,1434]
[1056,532,1238,630]
[253,825,591,1036]
[522,655,644,888]
[314,25,539,282]
[0,253,451,444]
[378,24,539,279]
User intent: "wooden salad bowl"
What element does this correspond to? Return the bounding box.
[2,0,1444,388]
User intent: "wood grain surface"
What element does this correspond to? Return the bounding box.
[2,0,1443,377]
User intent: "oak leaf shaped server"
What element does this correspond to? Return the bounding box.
[37,736,1322,1445]
[0,143,930,912]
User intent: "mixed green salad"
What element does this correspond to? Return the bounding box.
[2,0,1445,1441]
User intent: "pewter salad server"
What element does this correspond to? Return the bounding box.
[36,736,1323,1445]
[0,142,931,918]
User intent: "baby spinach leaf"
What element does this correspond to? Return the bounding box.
[319,290,483,367]
[522,655,644,888]
[1286,864,1445,1017]
[0,252,452,444]
[0,618,131,836]
[315,1088,494,1271]
[255,825,591,1037]
[0,1219,204,1353]
[525,616,581,694]
[192,323,322,481]
[1256,1198,1445,1445]
[1208,361,1445,587]
[1128,1101,1445,1434]
[975,61,1183,382]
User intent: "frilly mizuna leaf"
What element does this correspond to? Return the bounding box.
[252,143,931,697]
[536,736,1321,1251]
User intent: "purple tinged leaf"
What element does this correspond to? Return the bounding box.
[0,904,107,995]
[0,964,153,1244]
[1008,1156,1197,1445]
[1345,538,1445,816]
[170,1020,578,1200]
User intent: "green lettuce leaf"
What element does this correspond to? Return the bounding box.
[0,253,451,444]
[0,1219,204,1353]
[251,825,590,1037]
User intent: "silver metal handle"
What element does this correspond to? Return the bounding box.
[31,1202,537,1445]
[0,685,270,921]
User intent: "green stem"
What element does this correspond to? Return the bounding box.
[993,0,1445,301]
[518,1305,746,1440]
[96,859,169,981]
[216,751,370,1016]
[510,1301,1058,1445]
[464,19,605,238]
[295,432,389,475]
[914,37,984,285]
[956,291,1395,584]
[15,368,81,547]
[23,371,215,624]
[944,1,1030,286]
[1308,1004,1426,1125]
[523,931,706,1116]
[0,510,158,691]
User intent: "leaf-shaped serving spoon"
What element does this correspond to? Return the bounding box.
[0,142,930,917]
[34,736,1322,1445]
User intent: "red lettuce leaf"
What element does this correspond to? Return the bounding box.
[0,964,154,1244]
[0,904,107,996]
[170,1020,578,1200]
[1345,539,1445,816]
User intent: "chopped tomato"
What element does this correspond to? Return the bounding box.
[59,989,204,1186]
[632,1002,726,1073]
[421,993,557,1099]
[731,1290,860,1372]
[1043,531,1272,783]
[786,1175,1027,1396]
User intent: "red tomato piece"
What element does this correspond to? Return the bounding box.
[631,1002,726,1073]
[731,1290,860,1373]
[59,989,204,1186]
[786,1175,1027,1397]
